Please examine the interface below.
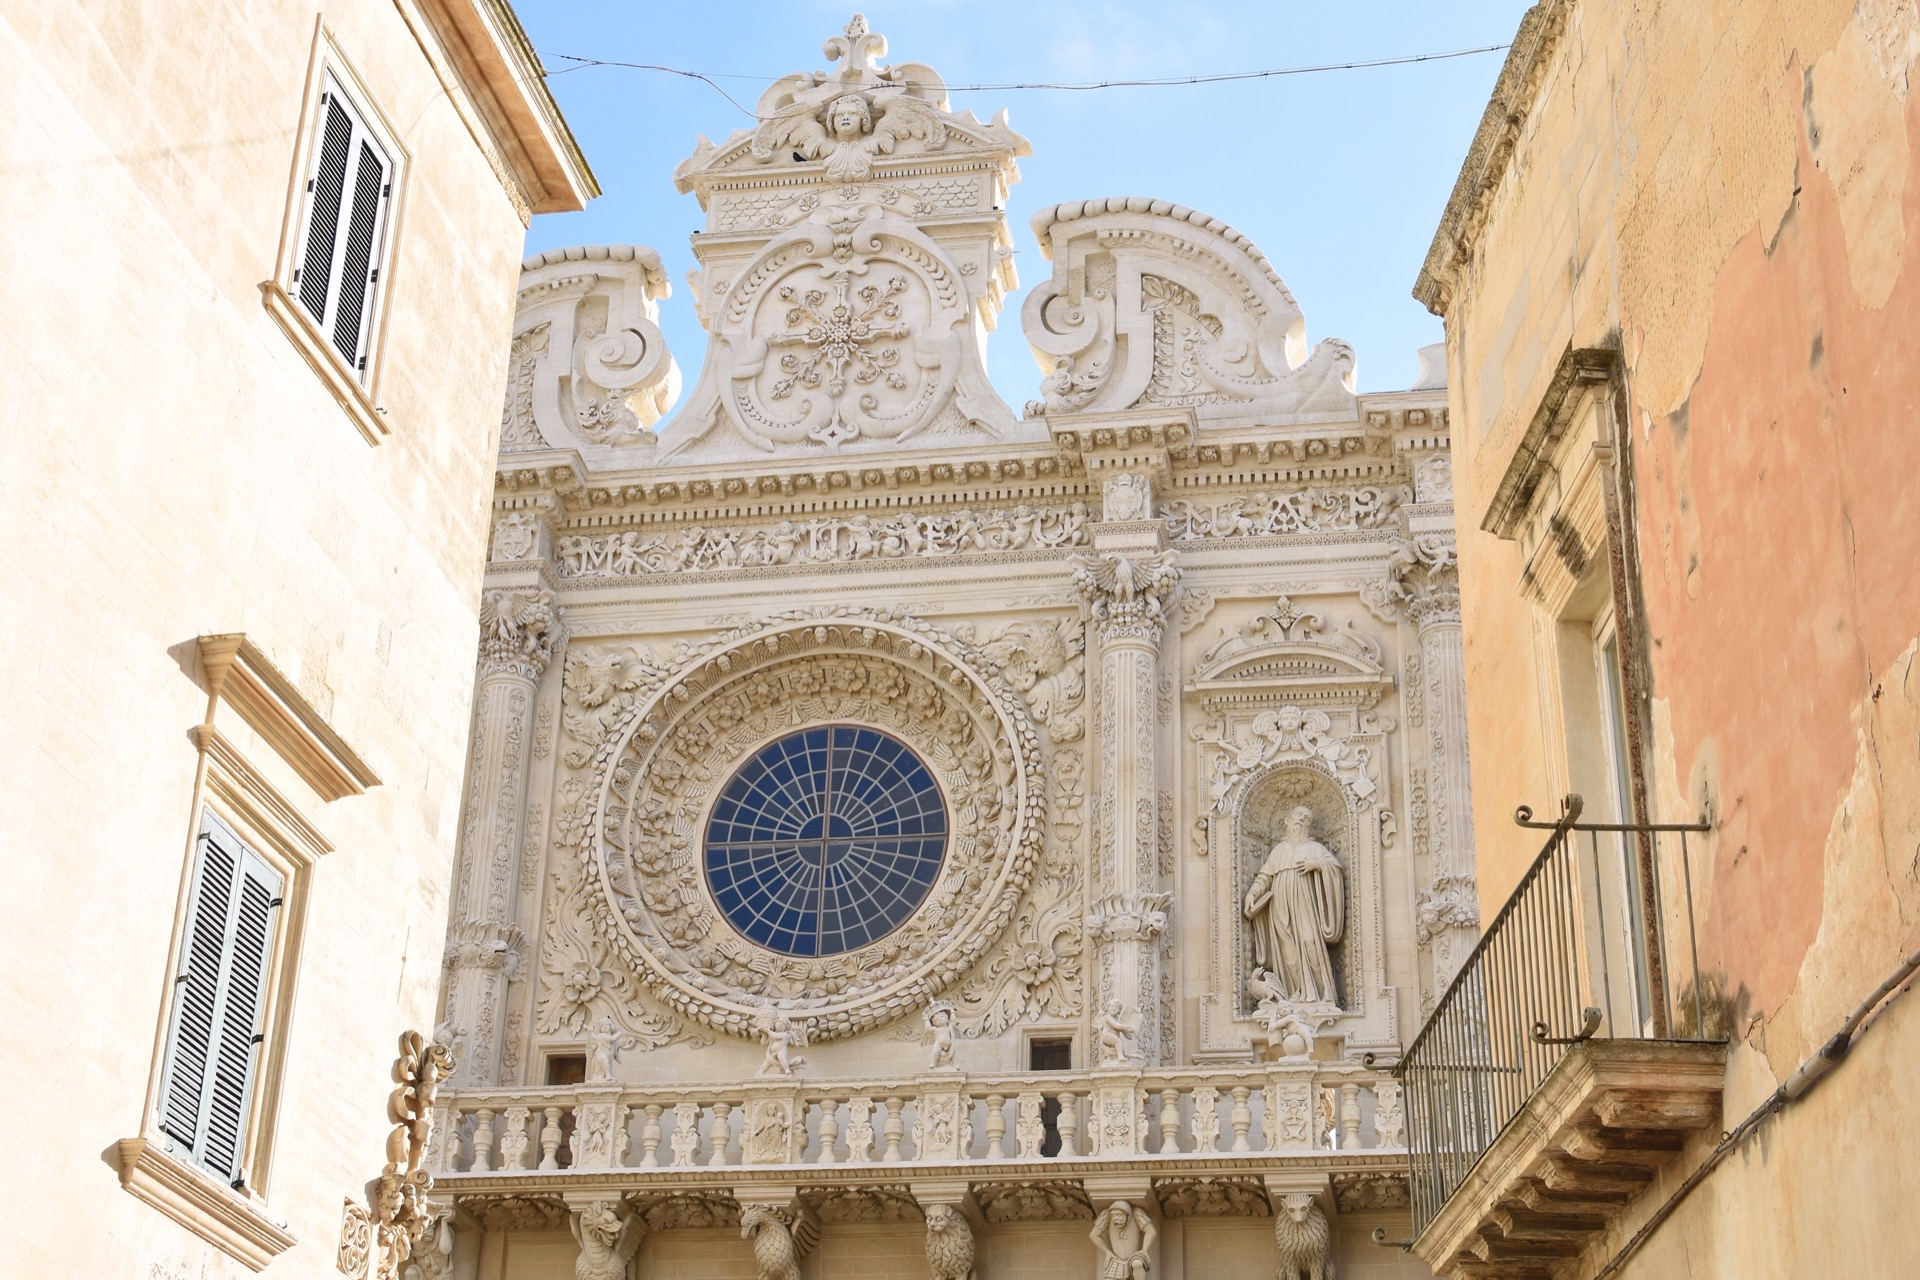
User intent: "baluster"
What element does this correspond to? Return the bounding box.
[1230,1087,1253,1153]
[1191,1085,1220,1153]
[1015,1092,1044,1159]
[816,1098,841,1164]
[438,1107,463,1173]
[984,1094,1006,1159]
[637,1104,664,1167]
[498,1106,530,1170]
[537,1106,564,1170]
[1319,1087,1338,1149]
[1339,1083,1363,1150]
[670,1102,701,1168]
[709,1101,734,1166]
[844,1096,875,1163]
[1371,1080,1405,1148]
[1157,1090,1181,1154]
[470,1108,496,1173]
[1056,1092,1079,1157]
[882,1096,906,1162]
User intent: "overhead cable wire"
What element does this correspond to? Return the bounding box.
[545,44,1512,120]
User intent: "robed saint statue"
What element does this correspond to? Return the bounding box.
[1243,804,1346,1004]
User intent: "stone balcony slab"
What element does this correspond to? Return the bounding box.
[1411,1039,1726,1280]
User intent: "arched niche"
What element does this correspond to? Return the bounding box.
[1233,764,1356,1014]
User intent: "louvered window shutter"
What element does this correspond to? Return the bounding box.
[291,75,393,382]
[154,813,282,1186]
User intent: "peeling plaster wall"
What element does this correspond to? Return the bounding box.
[1432,0,1920,1274]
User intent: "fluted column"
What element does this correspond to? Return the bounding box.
[442,587,563,1085]
[1071,472,1179,1067]
[1399,538,1478,991]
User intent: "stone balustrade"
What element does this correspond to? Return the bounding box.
[428,1063,1408,1177]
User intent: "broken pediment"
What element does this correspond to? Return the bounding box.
[500,245,680,463]
[1190,597,1393,701]
[1023,197,1358,427]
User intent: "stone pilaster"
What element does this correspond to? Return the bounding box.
[1071,472,1180,1067]
[442,586,563,1085]
[1395,538,1479,993]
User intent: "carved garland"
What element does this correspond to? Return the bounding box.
[573,609,1046,1042]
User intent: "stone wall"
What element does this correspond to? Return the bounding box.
[1421,0,1920,1275]
[0,1,583,1276]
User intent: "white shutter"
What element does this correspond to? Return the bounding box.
[291,75,393,382]
[154,812,282,1185]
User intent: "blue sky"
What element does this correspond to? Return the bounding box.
[516,1,1529,401]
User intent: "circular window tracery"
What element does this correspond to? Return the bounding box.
[704,725,948,956]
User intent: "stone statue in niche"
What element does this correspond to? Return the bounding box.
[1089,1200,1157,1279]
[1243,805,1346,1005]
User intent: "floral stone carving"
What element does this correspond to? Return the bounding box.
[566,608,1047,1042]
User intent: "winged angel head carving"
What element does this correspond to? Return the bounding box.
[750,14,950,183]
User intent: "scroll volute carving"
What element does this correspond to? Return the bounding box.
[1023,198,1357,425]
[501,246,680,456]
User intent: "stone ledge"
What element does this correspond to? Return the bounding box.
[114,1138,297,1271]
[197,633,379,802]
[1411,1039,1726,1280]
[259,279,390,446]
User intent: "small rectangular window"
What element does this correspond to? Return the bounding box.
[1028,1037,1073,1071]
[544,1053,587,1086]
[291,75,392,380]
[155,812,283,1187]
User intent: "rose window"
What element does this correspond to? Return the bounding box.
[704,725,948,956]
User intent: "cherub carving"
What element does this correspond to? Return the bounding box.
[1095,999,1140,1065]
[585,1015,631,1082]
[749,17,949,183]
[924,1000,958,1070]
[755,1007,808,1076]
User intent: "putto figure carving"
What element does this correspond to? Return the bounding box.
[1089,1200,1157,1280]
[755,1007,808,1076]
[924,1000,958,1070]
[750,16,950,183]
[1243,806,1346,1005]
[1095,998,1140,1065]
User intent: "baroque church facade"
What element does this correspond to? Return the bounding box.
[424,18,1473,1280]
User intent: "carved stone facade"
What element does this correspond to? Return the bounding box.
[432,17,1467,1280]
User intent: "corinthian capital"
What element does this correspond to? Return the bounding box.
[1068,548,1181,640]
[478,588,565,680]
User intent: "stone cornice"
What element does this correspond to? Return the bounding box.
[406,0,598,213]
[1413,0,1573,317]
[495,402,1452,528]
[196,634,380,802]
[1480,345,1618,539]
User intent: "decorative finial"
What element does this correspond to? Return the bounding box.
[825,13,887,82]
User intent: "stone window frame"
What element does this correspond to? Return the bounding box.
[115,635,373,1270]
[260,19,412,447]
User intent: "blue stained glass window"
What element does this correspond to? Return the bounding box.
[704,725,949,956]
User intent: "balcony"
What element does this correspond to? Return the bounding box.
[424,1060,1410,1221]
[1402,796,1725,1280]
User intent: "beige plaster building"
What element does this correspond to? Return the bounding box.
[0,1,590,1276]
[1402,1,1920,1277]
[418,17,1481,1280]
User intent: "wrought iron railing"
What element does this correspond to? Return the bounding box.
[1400,795,1713,1234]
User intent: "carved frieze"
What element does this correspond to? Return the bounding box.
[976,1180,1095,1223]
[555,504,1089,580]
[1163,486,1406,540]
[1154,1176,1272,1218]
